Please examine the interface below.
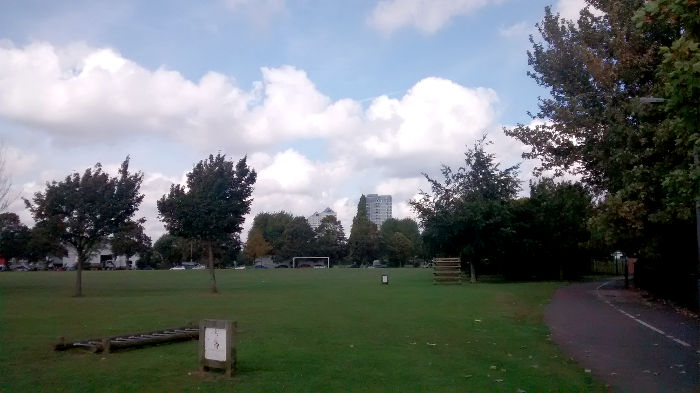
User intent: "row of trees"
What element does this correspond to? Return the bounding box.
[241,209,422,267]
[411,137,594,281]
[506,0,698,305]
[5,153,256,296]
[409,0,697,305]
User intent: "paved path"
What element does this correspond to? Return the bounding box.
[545,278,700,392]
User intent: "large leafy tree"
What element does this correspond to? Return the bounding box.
[314,215,348,264]
[25,158,144,296]
[411,137,520,281]
[508,179,593,279]
[0,212,30,265]
[158,154,256,293]
[111,219,151,268]
[348,195,378,265]
[249,211,294,257]
[152,234,197,268]
[636,0,700,274]
[243,227,272,262]
[278,216,317,261]
[507,0,696,303]
[26,221,67,263]
[378,218,421,266]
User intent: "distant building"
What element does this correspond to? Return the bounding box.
[365,194,392,228]
[307,207,336,230]
[59,244,139,269]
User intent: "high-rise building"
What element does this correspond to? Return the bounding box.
[307,207,336,229]
[365,194,392,228]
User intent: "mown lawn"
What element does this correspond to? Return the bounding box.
[0,268,602,392]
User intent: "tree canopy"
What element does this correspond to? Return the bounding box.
[25,157,144,296]
[349,195,379,265]
[314,215,349,264]
[248,211,294,258]
[507,0,698,304]
[411,136,520,280]
[243,227,272,262]
[279,216,317,261]
[158,154,256,293]
[379,218,421,266]
[0,212,30,263]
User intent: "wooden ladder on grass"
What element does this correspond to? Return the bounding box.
[433,258,461,284]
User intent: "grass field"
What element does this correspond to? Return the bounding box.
[0,268,603,392]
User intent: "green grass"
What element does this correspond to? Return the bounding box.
[0,269,602,392]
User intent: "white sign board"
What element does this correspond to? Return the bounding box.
[204,327,227,361]
[199,319,236,377]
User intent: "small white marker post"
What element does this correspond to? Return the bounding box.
[199,319,236,377]
[381,274,388,285]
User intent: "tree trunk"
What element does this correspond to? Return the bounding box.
[74,252,84,297]
[208,241,217,293]
[469,262,477,283]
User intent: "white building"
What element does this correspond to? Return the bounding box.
[59,244,139,269]
[365,194,392,228]
[307,207,337,229]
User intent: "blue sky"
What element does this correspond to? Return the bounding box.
[0,0,593,240]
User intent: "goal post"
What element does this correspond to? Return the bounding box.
[292,257,330,268]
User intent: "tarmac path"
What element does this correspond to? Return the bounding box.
[545,278,700,392]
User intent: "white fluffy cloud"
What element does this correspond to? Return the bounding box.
[368,0,501,34]
[355,77,498,172]
[555,0,602,21]
[1,41,535,241]
[0,42,360,152]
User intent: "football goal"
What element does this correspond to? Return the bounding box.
[292,257,330,268]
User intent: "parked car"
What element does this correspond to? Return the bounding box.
[234,266,246,270]
[191,264,206,270]
[169,265,186,270]
[254,265,268,269]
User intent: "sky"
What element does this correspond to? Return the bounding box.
[0,0,595,242]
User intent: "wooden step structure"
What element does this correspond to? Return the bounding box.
[54,325,199,353]
[433,258,461,284]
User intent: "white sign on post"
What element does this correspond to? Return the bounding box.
[204,328,227,361]
[199,319,236,377]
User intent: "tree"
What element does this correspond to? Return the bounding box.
[384,232,414,267]
[249,211,294,257]
[636,0,700,277]
[508,179,593,279]
[25,158,144,296]
[153,234,187,268]
[411,136,520,281]
[348,195,378,265]
[507,0,696,304]
[278,216,317,262]
[378,218,421,266]
[158,154,256,293]
[243,227,272,262]
[0,212,30,265]
[314,215,349,264]
[111,219,151,268]
[26,221,67,263]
